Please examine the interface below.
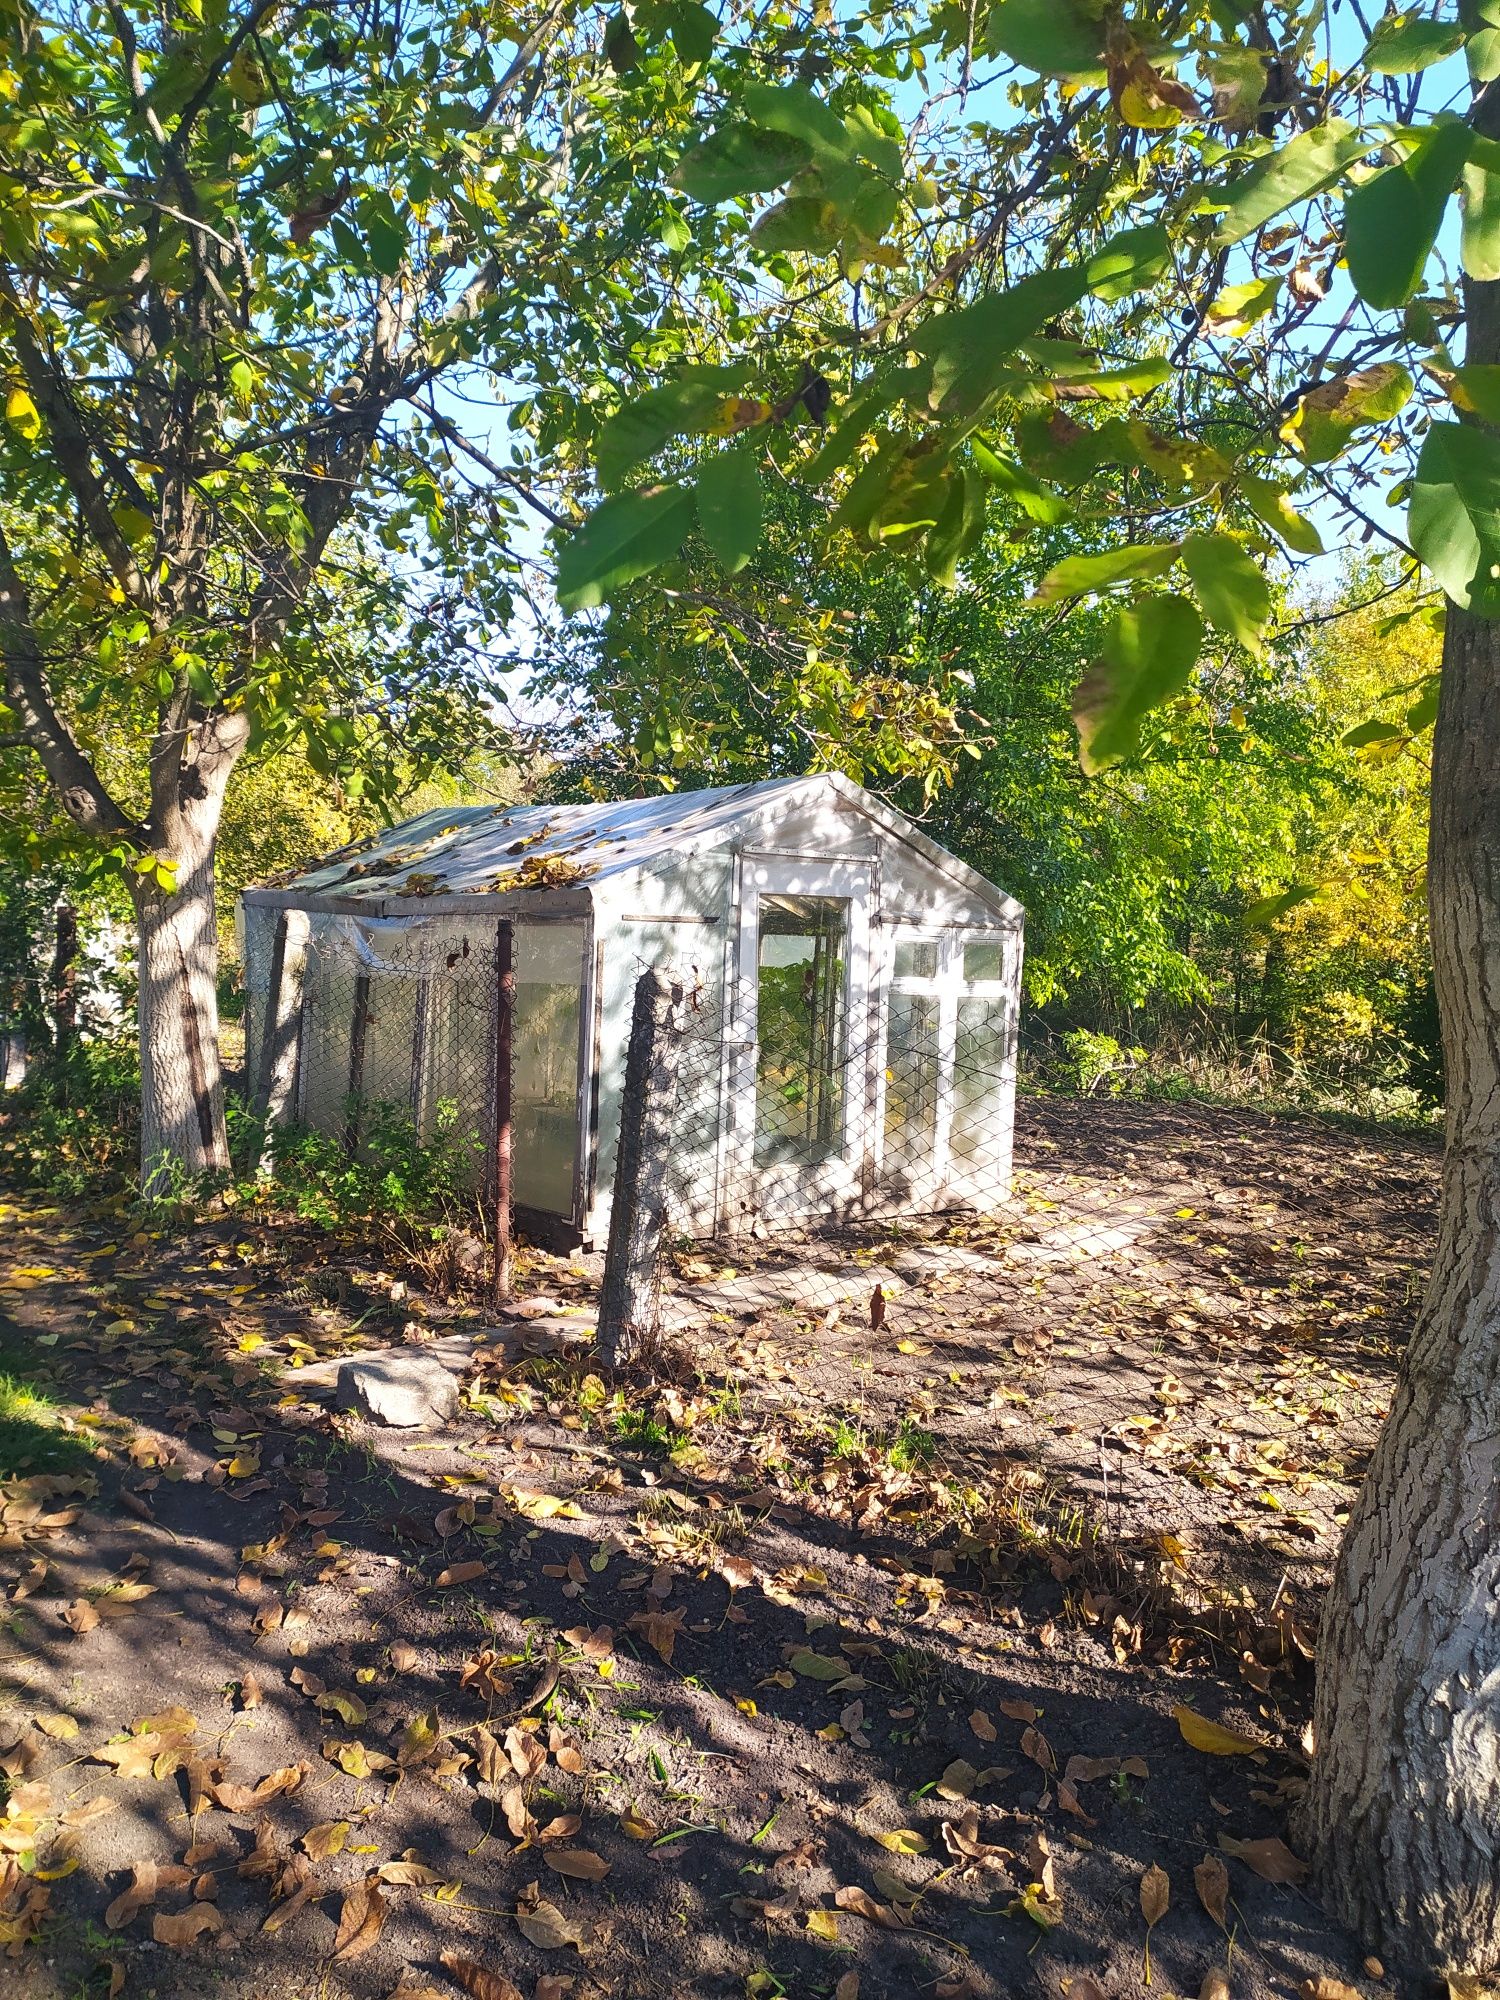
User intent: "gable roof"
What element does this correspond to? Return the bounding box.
[243,774,1021,921]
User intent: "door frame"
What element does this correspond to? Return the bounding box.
[726,853,874,1226]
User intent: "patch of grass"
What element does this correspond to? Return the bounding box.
[828,1415,869,1459]
[888,1415,936,1471]
[0,1368,92,1478]
[614,1407,673,1455]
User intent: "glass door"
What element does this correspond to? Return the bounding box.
[730,859,872,1223]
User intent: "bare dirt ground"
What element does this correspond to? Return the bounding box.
[0,1093,1438,2000]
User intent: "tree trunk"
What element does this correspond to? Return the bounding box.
[49,898,78,1069]
[1301,592,1500,1976]
[133,711,246,1195]
[1300,206,1500,1973]
[135,839,228,1195]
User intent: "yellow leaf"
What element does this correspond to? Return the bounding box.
[5,384,40,442]
[805,1908,841,1942]
[1173,1704,1265,1756]
[875,1829,929,1855]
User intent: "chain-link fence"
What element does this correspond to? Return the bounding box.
[637,947,1019,1341]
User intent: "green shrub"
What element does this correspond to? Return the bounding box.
[234,1096,484,1236]
[0,1031,140,1199]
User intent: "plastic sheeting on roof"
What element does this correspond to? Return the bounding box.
[264,780,803,901]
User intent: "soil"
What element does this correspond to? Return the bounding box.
[0,1092,1439,2000]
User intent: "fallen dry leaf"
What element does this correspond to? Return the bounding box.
[1175,1704,1265,1756]
[969,1709,997,1743]
[1020,1725,1055,1772]
[514,1886,581,1950]
[1141,1861,1170,1926]
[1201,1971,1231,2000]
[543,1847,610,1882]
[152,1904,222,1947]
[105,1860,193,1929]
[301,1821,350,1862]
[1218,1833,1309,1884]
[503,1725,547,1783]
[833,1884,908,1929]
[1298,1981,1361,2000]
[331,1872,386,1961]
[440,1950,524,2000]
[1195,1852,1230,1930]
[435,1560,486,1589]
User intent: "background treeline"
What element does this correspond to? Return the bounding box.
[1,527,1437,1144]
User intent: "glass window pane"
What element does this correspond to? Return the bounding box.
[755,896,848,1169]
[513,922,584,1216]
[951,994,1007,1169]
[884,990,940,1192]
[894,939,939,980]
[963,940,1005,984]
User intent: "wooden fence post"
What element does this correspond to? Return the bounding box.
[254,910,309,1175]
[598,969,683,1368]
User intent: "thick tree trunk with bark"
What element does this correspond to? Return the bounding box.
[133,713,246,1195]
[1301,209,1500,1977]
[135,853,227,1194]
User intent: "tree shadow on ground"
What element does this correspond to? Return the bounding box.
[0,1091,1434,2000]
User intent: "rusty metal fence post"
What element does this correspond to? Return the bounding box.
[598,969,683,1367]
[493,919,515,1305]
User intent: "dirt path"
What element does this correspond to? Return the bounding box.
[0,1095,1438,2000]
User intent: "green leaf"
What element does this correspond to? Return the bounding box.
[1406,675,1442,729]
[1363,15,1466,73]
[1071,594,1204,773]
[555,486,695,611]
[787,1648,850,1681]
[750,196,842,255]
[1344,120,1471,309]
[1205,275,1283,335]
[1279,363,1413,463]
[1341,718,1408,748]
[1056,357,1174,400]
[362,193,406,278]
[970,441,1069,524]
[667,1,717,66]
[799,382,896,484]
[1242,885,1318,925]
[925,467,987,588]
[1085,224,1172,302]
[1240,472,1323,555]
[985,0,1104,76]
[597,367,746,488]
[740,82,854,164]
[1034,541,1180,604]
[911,267,1089,415]
[1461,134,1500,280]
[671,125,812,204]
[1181,533,1272,655]
[1450,362,1500,421]
[1470,24,1500,81]
[1214,121,1367,246]
[1409,419,1500,614]
[696,449,763,574]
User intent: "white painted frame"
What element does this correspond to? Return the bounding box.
[729,854,874,1224]
[874,925,1016,1207]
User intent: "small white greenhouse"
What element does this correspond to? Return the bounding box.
[239,774,1023,1247]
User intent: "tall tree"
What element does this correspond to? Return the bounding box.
[0,0,668,1185]
[546,3,1500,1976]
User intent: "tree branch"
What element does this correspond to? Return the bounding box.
[0,522,145,846]
[0,277,155,606]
